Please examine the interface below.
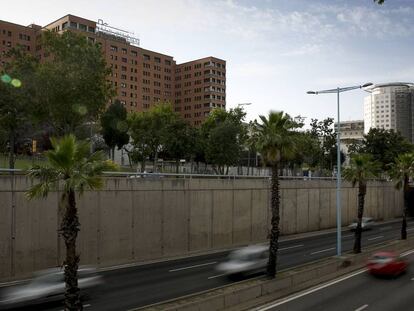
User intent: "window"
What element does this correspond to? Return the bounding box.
[165,60,171,66]
[110,45,118,52]
[88,26,95,33]
[154,57,161,63]
[79,24,87,31]
[121,66,127,71]
[121,74,127,80]
[122,57,127,63]
[121,82,127,88]
[143,54,150,61]
[131,50,138,56]
[122,48,127,54]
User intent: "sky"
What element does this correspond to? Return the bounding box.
[2,0,414,126]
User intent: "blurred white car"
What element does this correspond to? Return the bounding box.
[348,217,375,231]
[216,245,269,278]
[0,266,102,309]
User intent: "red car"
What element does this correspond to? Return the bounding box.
[367,251,408,277]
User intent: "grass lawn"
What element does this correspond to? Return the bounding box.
[0,155,46,170]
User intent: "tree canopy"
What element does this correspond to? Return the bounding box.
[348,128,413,171]
[35,31,114,136]
[100,100,130,159]
[201,107,247,174]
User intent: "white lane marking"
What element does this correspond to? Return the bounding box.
[279,244,304,251]
[208,274,225,279]
[355,304,368,311]
[367,235,384,241]
[310,247,335,255]
[343,234,354,238]
[255,248,414,311]
[0,278,32,288]
[401,249,414,257]
[60,304,91,311]
[379,226,393,231]
[169,261,217,272]
[254,269,367,310]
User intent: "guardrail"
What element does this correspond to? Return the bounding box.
[0,168,359,180]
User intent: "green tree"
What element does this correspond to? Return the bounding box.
[205,121,242,174]
[35,31,114,136]
[254,111,300,277]
[26,135,116,310]
[0,47,38,168]
[128,103,177,172]
[128,112,152,172]
[201,107,247,174]
[343,154,380,253]
[100,100,129,160]
[309,118,339,171]
[163,119,194,173]
[349,128,413,171]
[388,153,414,240]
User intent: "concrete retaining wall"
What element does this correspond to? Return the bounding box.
[0,176,403,281]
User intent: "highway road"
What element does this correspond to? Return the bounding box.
[255,250,414,311]
[2,219,413,311]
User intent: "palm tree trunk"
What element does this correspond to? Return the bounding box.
[61,189,82,310]
[267,163,280,278]
[402,176,409,240]
[353,183,366,253]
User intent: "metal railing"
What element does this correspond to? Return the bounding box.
[0,168,341,180]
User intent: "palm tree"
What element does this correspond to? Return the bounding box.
[343,154,380,253]
[388,153,414,240]
[26,135,116,310]
[254,111,299,278]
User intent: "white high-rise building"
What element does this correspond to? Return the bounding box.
[363,82,414,142]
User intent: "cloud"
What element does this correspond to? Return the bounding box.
[281,43,322,56]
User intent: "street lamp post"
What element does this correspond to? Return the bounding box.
[307,83,372,257]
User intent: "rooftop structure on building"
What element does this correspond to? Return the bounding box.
[0,14,226,126]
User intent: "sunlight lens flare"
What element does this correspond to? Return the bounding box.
[11,79,22,88]
[1,74,12,84]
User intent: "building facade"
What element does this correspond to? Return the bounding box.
[0,15,226,126]
[334,120,364,161]
[363,82,414,142]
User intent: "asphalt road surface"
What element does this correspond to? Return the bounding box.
[254,250,414,311]
[2,219,413,311]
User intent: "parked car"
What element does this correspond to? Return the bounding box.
[367,251,408,277]
[0,266,102,309]
[215,245,268,278]
[348,217,375,231]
